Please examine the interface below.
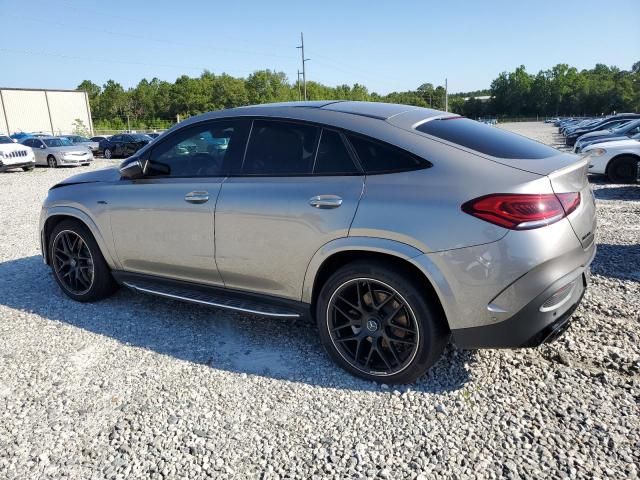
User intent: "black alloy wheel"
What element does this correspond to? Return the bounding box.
[52,230,95,295]
[327,278,420,376]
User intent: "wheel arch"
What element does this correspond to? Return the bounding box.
[42,207,119,269]
[605,152,640,174]
[303,237,452,329]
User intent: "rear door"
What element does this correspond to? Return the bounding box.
[215,120,364,300]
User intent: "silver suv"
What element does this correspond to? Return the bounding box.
[40,101,596,383]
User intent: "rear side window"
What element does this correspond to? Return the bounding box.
[347,135,428,174]
[416,117,557,159]
[243,120,320,175]
[313,130,360,175]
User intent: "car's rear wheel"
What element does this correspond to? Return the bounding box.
[104,148,112,159]
[607,155,639,184]
[49,219,117,302]
[47,155,57,168]
[316,261,449,384]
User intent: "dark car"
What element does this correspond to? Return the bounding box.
[99,134,153,159]
[565,114,640,146]
[574,119,640,152]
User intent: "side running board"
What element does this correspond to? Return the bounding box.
[114,273,304,319]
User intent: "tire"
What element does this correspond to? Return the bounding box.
[22,166,34,171]
[607,155,639,184]
[104,148,113,160]
[49,219,117,302]
[47,155,58,168]
[316,261,449,384]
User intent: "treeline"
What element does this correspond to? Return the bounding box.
[79,61,639,130]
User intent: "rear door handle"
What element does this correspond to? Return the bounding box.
[185,191,210,204]
[309,195,343,209]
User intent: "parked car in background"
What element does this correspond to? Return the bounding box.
[584,137,640,183]
[574,120,640,153]
[565,115,640,146]
[64,135,100,154]
[0,135,35,172]
[99,133,153,159]
[90,136,110,143]
[39,101,596,383]
[10,132,33,142]
[21,136,93,168]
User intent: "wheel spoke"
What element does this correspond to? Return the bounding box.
[365,281,377,308]
[386,335,417,346]
[376,292,397,311]
[388,323,416,335]
[333,301,359,322]
[328,278,419,376]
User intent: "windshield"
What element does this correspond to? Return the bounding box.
[67,135,90,142]
[130,134,152,141]
[43,138,73,147]
[0,136,14,144]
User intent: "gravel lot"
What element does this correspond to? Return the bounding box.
[1,122,638,479]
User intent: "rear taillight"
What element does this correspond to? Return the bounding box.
[462,192,580,230]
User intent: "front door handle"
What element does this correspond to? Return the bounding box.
[309,195,343,209]
[185,191,209,204]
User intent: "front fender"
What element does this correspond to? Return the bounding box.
[40,205,120,270]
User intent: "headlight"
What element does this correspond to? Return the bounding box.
[588,148,606,157]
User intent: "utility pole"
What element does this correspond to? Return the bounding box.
[297,70,303,101]
[445,78,448,112]
[296,32,310,100]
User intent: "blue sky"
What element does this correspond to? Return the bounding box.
[1,0,638,94]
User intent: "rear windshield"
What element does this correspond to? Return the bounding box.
[416,117,558,159]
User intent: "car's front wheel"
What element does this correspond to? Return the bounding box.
[22,166,34,171]
[104,148,113,159]
[607,155,639,183]
[49,219,117,302]
[316,261,449,384]
[47,155,58,168]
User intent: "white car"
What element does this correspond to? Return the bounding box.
[584,137,640,183]
[0,135,35,172]
[20,136,93,168]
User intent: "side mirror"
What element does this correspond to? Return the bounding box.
[40,144,46,149]
[119,159,144,179]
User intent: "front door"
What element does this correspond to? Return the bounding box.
[108,119,250,286]
[215,120,365,300]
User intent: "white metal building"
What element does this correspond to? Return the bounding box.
[0,88,93,136]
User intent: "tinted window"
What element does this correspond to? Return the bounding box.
[313,130,360,175]
[22,139,33,146]
[243,120,320,175]
[44,138,72,147]
[416,117,558,159]
[0,136,12,144]
[147,120,249,177]
[347,135,427,174]
[111,135,122,142]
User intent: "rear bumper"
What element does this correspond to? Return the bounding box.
[452,266,590,349]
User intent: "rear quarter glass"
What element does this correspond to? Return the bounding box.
[416,117,558,159]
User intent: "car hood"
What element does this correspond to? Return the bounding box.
[53,166,121,188]
[0,143,32,153]
[585,138,640,151]
[46,146,91,154]
[578,129,614,140]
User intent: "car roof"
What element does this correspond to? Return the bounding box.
[174,101,451,137]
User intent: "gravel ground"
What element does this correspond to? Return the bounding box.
[0,123,638,479]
